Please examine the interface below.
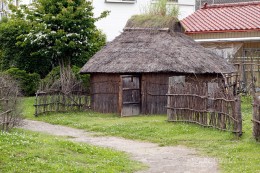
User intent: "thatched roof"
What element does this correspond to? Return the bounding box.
[124,15,183,32]
[80,15,235,74]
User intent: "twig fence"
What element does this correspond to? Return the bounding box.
[0,75,22,131]
[167,77,242,136]
[231,50,260,94]
[34,90,90,116]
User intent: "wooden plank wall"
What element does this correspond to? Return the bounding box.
[141,74,169,114]
[91,74,120,113]
[121,75,141,116]
[90,73,221,115]
[141,74,220,115]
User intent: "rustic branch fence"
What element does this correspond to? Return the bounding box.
[34,66,90,116]
[231,50,260,94]
[167,77,242,136]
[0,75,22,131]
[34,90,90,116]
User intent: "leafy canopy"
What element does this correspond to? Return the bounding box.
[0,18,52,77]
[0,0,108,77]
[15,0,108,66]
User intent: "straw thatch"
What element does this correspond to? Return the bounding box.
[80,16,235,75]
[124,15,183,32]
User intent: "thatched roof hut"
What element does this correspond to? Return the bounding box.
[80,15,235,116]
[81,15,234,74]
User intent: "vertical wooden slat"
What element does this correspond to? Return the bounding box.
[118,76,123,116]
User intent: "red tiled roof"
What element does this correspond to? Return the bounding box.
[181,1,260,34]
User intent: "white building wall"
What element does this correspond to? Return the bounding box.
[20,0,32,5]
[0,0,30,20]
[1,0,195,41]
[93,0,195,41]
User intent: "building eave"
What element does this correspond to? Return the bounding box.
[184,29,260,35]
[195,37,260,43]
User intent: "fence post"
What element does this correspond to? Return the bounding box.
[34,92,38,117]
[235,97,242,136]
[253,96,260,141]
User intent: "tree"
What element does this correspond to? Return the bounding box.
[4,67,40,96]
[15,0,108,68]
[0,18,53,77]
[0,0,108,78]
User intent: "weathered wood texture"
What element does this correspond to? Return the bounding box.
[34,90,89,116]
[141,74,169,114]
[90,74,120,113]
[90,73,223,115]
[141,73,221,115]
[231,50,260,93]
[0,75,21,131]
[167,78,242,135]
[121,75,141,116]
[253,96,260,141]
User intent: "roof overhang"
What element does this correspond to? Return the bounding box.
[184,29,260,34]
[195,37,260,43]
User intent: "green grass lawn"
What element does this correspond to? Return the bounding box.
[0,129,143,173]
[0,129,144,173]
[23,96,260,173]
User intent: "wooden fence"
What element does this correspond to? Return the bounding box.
[253,96,260,141]
[34,90,90,116]
[167,78,242,135]
[231,50,260,94]
[0,75,22,131]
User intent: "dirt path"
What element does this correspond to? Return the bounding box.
[21,119,219,173]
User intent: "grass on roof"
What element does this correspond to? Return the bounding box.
[126,14,177,29]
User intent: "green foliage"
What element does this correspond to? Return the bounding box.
[4,68,40,96]
[0,17,53,77]
[142,0,179,17]
[41,65,90,89]
[126,14,177,29]
[14,0,108,67]
[0,0,108,78]
[22,96,260,173]
[0,129,144,172]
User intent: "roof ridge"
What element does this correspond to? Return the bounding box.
[201,1,260,9]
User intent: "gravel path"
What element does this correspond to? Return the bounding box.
[21,119,219,173]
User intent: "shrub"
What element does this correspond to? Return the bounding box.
[142,0,179,17]
[41,66,90,90]
[4,68,40,96]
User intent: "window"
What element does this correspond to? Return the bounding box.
[105,0,136,3]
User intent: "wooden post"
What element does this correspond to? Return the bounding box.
[235,97,242,136]
[167,76,185,121]
[253,96,260,141]
[141,77,146,114]
[118,77,122,116]
[35,92,38,117]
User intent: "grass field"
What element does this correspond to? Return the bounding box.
[0,115,144,172]
[0,129,144,173]
[23,96,260,173]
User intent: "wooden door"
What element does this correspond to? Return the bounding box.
[120,75,141,116]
